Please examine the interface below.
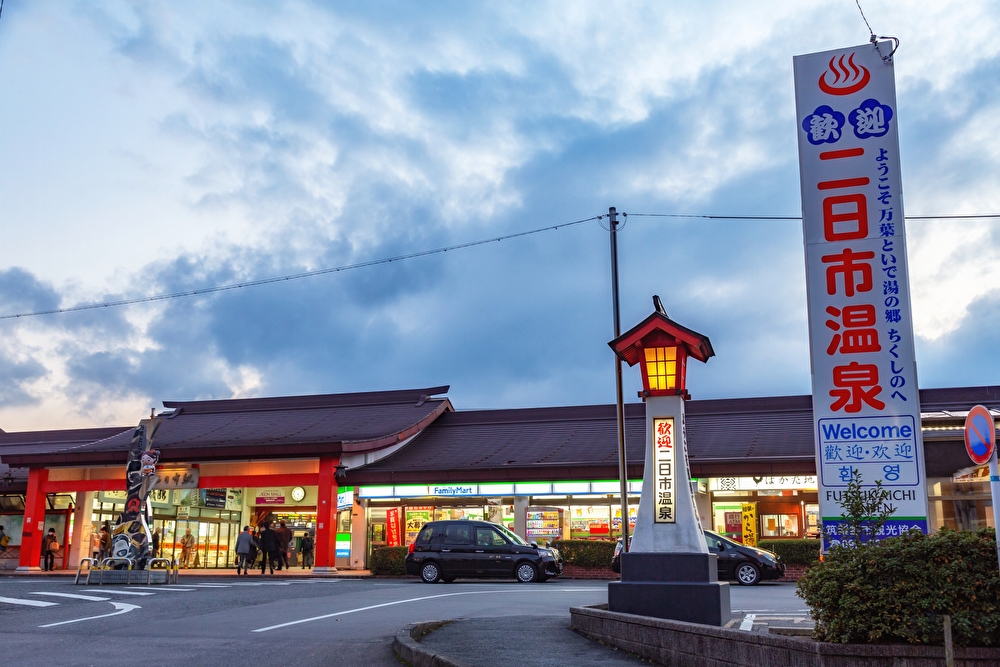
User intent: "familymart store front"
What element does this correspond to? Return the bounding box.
[356,480,647,554]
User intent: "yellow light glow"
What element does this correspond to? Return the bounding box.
[644,346,677,391]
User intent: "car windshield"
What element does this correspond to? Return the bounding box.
[496,524,529,546]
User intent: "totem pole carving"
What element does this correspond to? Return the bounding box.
[111,417,162,568]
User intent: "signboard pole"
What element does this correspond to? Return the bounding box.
[991,450,1000,574]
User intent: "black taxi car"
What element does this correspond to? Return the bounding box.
[612,530,784,585]
[405,520,563,583]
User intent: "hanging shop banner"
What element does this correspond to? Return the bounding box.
[255,488,286,506]
[386,508,402,547]
[711,475,818,492]
[741,503,758,547]
[652,418,675,523]
[794,42,928,548]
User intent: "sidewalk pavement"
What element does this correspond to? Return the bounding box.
[396,615,649,667]
[0,567,371,578]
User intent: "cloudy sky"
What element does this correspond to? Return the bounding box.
[1,1,999,431]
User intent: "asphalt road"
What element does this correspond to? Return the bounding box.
[0,576,810,667]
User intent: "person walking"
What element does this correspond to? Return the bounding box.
[0,525,8,553]
[258,521,279,575]
[99,526,111,561]
[90,529,101,561]
[180,528,195,568]
[234,526,255,575]
[151,528,161,559]
[275,521,292,571]
[41,528,59,571]
[300,532,314,569]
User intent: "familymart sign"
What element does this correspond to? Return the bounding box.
[794,42,929,547]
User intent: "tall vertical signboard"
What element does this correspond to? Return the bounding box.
[794,43,928,548]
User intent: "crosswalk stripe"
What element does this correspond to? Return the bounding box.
[32,592,110,602]
[82,589,155,596]
[0,596,59,608]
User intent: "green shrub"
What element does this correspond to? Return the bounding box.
[797,528,1000,647]
[551,539,616,568]
[759,539,821,566]
[370,546,408,576]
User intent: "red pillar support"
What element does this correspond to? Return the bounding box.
[313,455,340,574]
[18,468,49,571]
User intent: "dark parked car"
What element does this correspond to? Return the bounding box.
[611,530,784,585]
[405,520,563,583]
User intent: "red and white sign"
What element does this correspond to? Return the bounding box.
[652,417,675,524]
[386,508,402,547]
[794,43,928,544]
[964,405,996,466]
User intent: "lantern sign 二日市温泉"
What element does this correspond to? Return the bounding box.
[794,42,929,549]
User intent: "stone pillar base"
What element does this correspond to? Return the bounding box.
[311,566,338,576]
[608,552,730,626]
[15,566,42,572]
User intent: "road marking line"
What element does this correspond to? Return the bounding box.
[129,587,196,592]
[252,587,605,633]
[82,589,154,596]
[0,596,59,607]
[183,584,231,588]
[32,592,110,602]
[740,614,757,631]
[39,602,140,628]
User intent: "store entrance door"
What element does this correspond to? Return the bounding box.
[155,518,239,568]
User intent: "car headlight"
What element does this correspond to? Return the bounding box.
[537,548,552,557]
[757,552,776,564]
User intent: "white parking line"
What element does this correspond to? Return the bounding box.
[32,592,110,602]
[0,596,59,608]
[252,588,605,633]
[39,602,140,628]
[739,614,757,631]
[82,589,154,596]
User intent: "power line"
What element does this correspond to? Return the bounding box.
[2,210,998,321]
[0,214,601,321]
[628,213,1000,221]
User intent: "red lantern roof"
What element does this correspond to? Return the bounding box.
[609,311,714,367]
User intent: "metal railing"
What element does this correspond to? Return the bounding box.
[73,555,179,585]
[74,557,99,585]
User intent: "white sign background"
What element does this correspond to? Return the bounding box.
[794,42,929,544]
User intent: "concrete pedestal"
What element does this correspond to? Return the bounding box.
[608,552,730,626]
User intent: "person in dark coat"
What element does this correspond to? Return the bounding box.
[258,522,279,575]
[151,529,161,558]
[41,528,58,571]
[300,532,314,569]
[275,521,292,571]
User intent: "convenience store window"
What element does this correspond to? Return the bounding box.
[761,513,799,538]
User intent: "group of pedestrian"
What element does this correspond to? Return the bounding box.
[234,521,313,575]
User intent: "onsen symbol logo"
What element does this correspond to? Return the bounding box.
[818,52,871,96]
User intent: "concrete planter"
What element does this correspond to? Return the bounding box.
[570,604,1000,667]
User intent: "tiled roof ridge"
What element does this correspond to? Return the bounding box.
[162,385,450,415]
[0,425,130,444]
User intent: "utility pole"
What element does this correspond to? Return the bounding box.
[609,206,630,552]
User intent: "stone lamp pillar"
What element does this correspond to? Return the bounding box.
[606,298,730,626]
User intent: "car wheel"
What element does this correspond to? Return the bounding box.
[735,562,760,586]
[420,561,441,583]
[515,562,538,583]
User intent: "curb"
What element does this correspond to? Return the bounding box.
[393,621,464,667]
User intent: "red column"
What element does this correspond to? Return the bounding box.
[313,455,340,573]
[18,468,49,570]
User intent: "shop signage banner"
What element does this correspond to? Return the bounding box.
[153,467,199,489]
[741,502,758,547]
[652,418,675,523]
[256,488,286,505]
[386,508,401,547]
[712,475,818,492]
[794,42,928,547]
[430,485,476,497]
[337,487,354,510]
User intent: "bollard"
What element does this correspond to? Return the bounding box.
[943,614,954,667]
